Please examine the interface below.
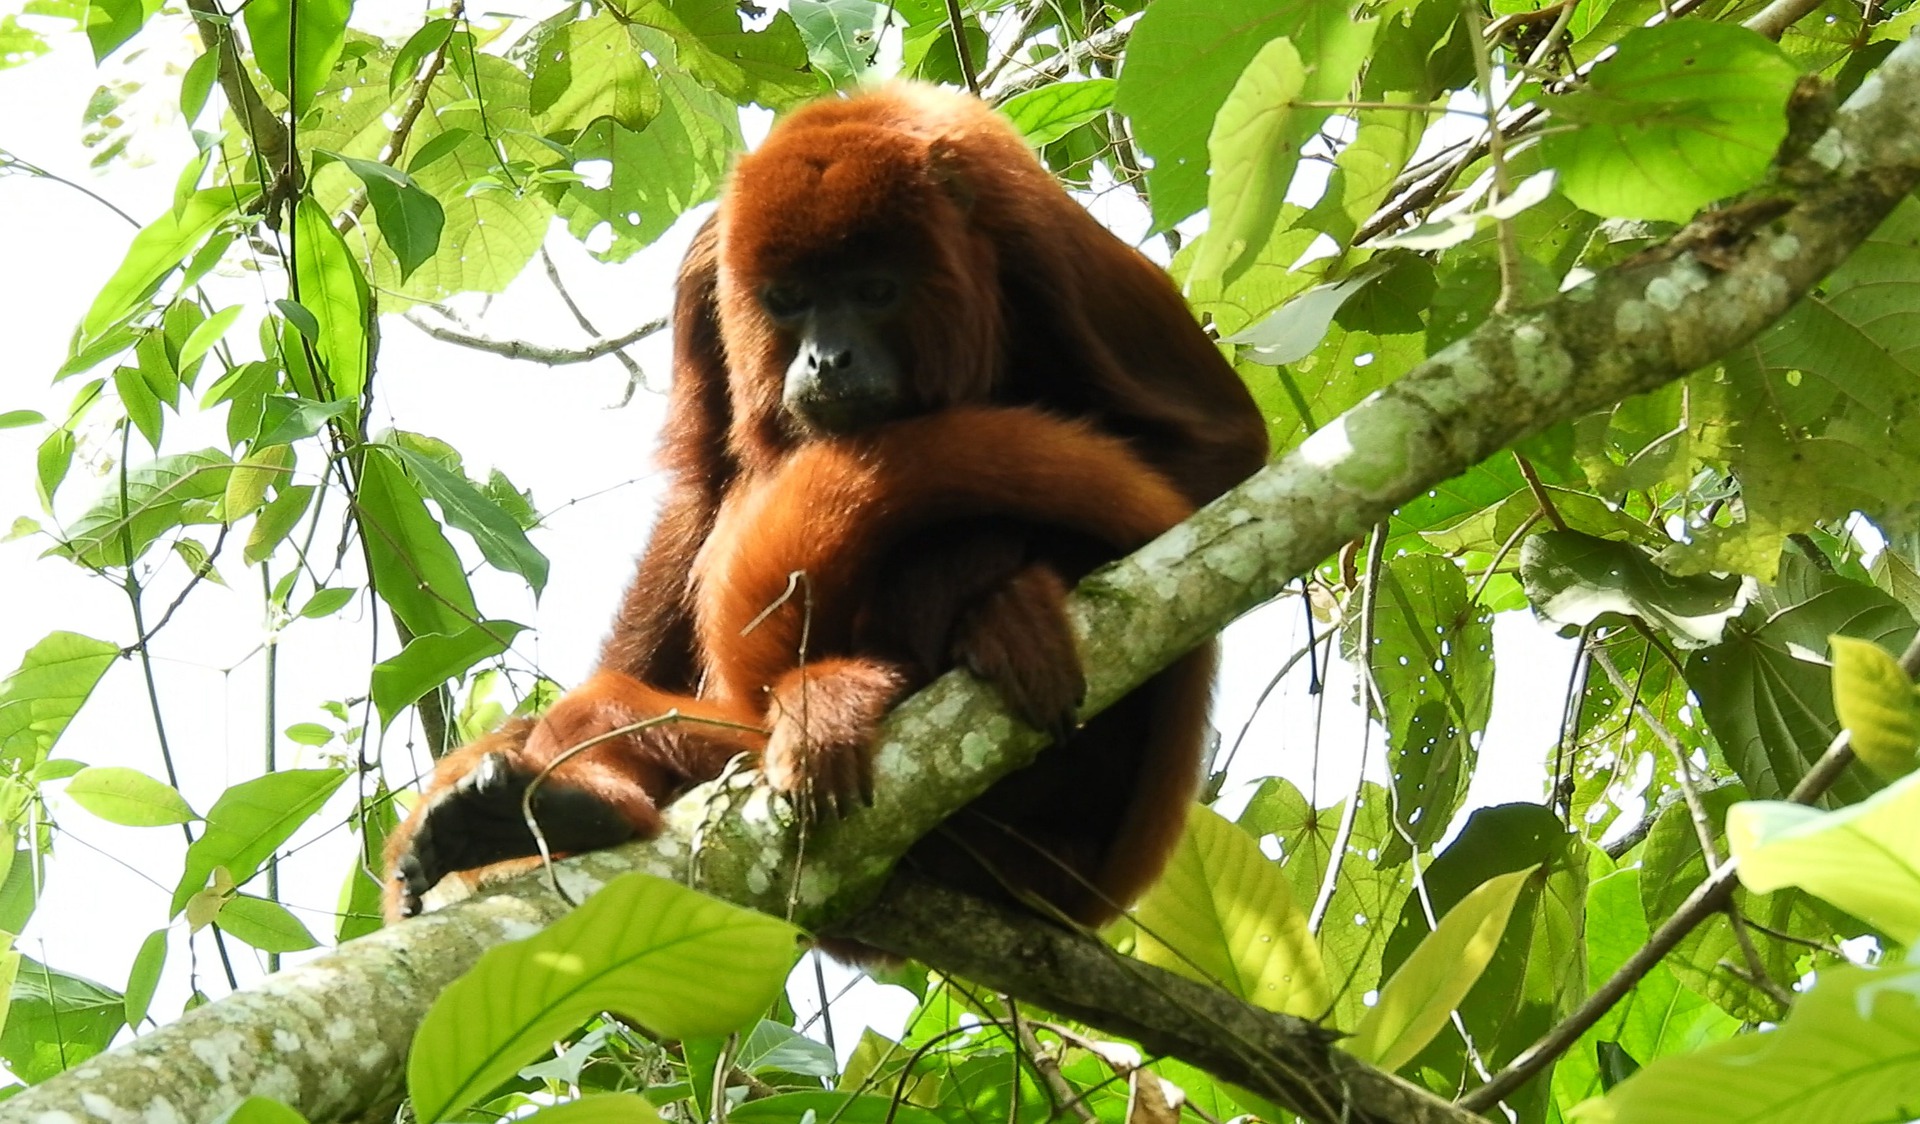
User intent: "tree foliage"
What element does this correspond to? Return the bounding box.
[2,0,1920,1120]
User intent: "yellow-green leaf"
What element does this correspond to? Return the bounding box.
[1730,772,1920,944]
[408,873,800,1123]
[521,1094,665,1124]
[223,444,295,522]
[1132,805,1329,1015]
[1830,635,1919,778]
[64,765,197,827]
[1344,865,1536,1071]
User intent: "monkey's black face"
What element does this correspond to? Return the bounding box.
[763,269,910,434]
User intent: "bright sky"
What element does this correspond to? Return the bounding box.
[0,0,1573,1068]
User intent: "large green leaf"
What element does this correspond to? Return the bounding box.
[385,444,548,593]
[1639,787,1846,1022]
[1383,804,1586,1116]
[76,188,255,350]
[1348,554,1493,852]
[1550,869,1738,1113]
[291,198,369,404]
[170,769,348,916]
[216,894,320,954]
[731,1092,941,1124]
[1347,865,1535,1072]
[1665,196,1920,576]
[529,12,663,133]
[521,1095,664,1124]
[355,449,477,639]
[1684,558,1914,804]
[54,448,232,568]
[611,0,820,110]
[242,0,351,114]
[1238,778,1414,1028]
[122,928,167,1027]
[1192,24,1376,288]
[316,154,445,283]
[1132,805,1330,1016]
[1115,0,1368,230]
[1730,770,1920,944]
[559,67,743,262]
[1571,964,1920,1124]
[997,80,1116,149]
[1541,24,1797,223]
[1828,634,1920,777]
[0,958,124,1083]
[63,766,196,827]
[370,620,525,728]
[789,0,887,91]
[408,874,800,1123]
[0,631,118,771]
[1520,530,1751,647]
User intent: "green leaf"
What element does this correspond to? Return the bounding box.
[242,0,350,115]
[1685,558,1914,803]
[56,448,232,568]
[614,0,819,111]
[1520,530,1752,646]
[408,873,800,1123]
[1132,805,1329,1015]
[1571,964,1920,1124]
[1350,554,1493,852]
[386,444,548,593]
[316,153,445,281]
[406,127,473,175]
[1829,635,1919,777]
[77,188,254,349]
[0,958,124,1083]
[732,1093,943,1124]
[298,587,354,619]
[84,0,156,61]
[356,450,477,638]
[370,620,525,728]
[63,766,196,827]
[123,928,167,1026]
[291,198,370,402]
[180,46,218,123]
[244,483,314,566]
[0,411,45,430]
[520,1095,664,1124]
[1346,865,1536,1072]
[223,444,295,521]
[218,1097,312,1124]
[217,894,319,953]
[0,632,119,771]
[283,723,333,746]
[789,0,886,89]
[998,79,1116,149]
[170,769,348,916]
[530,12,662,133]
[389,17,454,94]
[1541,23,1798,223]
[175,304,243,377]
[1114,0,1361,230]
[558,68,743,262]
[1193,26,1375,288]
[1729,771,1920,944]
[1381,804,1586,1117]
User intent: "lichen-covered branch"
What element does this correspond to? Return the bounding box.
[12,36,1920,1124]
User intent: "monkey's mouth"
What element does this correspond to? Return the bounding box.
[785,392,907,435]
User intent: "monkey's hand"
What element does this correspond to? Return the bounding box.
[763,658,906,825]
[952,564,1085,744]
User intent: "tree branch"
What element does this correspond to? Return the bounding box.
[10,33,1920,1124]
[403,310,669,365]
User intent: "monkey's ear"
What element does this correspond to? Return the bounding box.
[926,140,978,213]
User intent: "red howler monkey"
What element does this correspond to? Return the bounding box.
[384,82,1269,931]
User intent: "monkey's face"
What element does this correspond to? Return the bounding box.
[758,267,912,434]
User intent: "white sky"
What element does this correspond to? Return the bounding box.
[0,1,1573,1070]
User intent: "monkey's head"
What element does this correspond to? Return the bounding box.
[713,88,1012,443]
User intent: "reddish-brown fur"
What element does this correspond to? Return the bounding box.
[383,83,1267,932]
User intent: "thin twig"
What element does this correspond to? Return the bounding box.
[404,309,668,365]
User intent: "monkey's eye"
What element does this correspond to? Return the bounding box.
[761,283,811,318]
[851,276,900,309]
